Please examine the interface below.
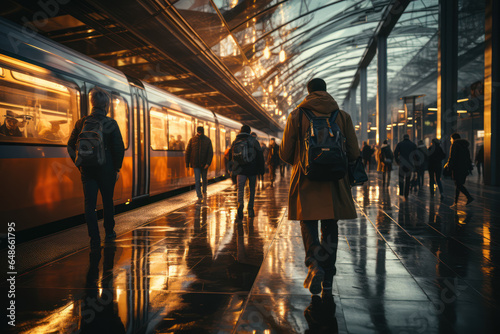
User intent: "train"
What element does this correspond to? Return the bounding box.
[0,18,272,233]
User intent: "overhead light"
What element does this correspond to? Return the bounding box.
[387,124,392,128]
[355,125,360,129]
[279,49,286,62]
[407,117,413,120]
[457,110,467,113]
[393,123,397,126]
[264,45,271,59]
[268,84,273,93]
[398,122,404,126]
[407,124,413,127]
[370,126,377,130]
[428,107,438,111]
[457,98,469,103]
[398,109,405,113]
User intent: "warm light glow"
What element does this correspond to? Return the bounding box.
[12,71,69,93]
[370,126,377,130]
[264,45,271,59]
[279,49,286,62]
[457,110,467,113]
[407,117,413,120]
[398,122,404,126]
[478,130,484,138]
[407,124,413,127]
[457,98,469,103]
[275,108,279,115]
[284,91,288,97]
[278,110,282,116]
[268,84,273,93]
[387,124,392,128]
[230,0,238,8]
[428,107,438,111]
[0,54,50,75]
[398,109,405,113]
[355,125,360,129]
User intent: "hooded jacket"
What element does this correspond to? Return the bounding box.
[228,133,264,176]
[280,91,359,220]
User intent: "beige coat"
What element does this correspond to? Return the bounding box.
[280,91,360,220]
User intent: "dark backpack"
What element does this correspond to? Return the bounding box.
[232,136,256,166]
[75,115,106,167]
[298,108,347,181]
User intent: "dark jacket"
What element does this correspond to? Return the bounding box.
[67,108,125,172]
[185,134,213,168]
[380,145,393,164]
[228,133,264,176]
[394,138,417,169]
[267,143,281,167]
[448,139,472,180]
[414,145,429,171]
[362,144,373,161]
[0,123,22,137]
[428,143,445,171]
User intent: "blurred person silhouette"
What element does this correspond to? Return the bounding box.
[394,134,417,199]
[67,87,125,248]
[445,133,474,208]
[267,138,281,187]
[228,125,264,219]
[428,138,446,199]
[185,126,214,203]
[380,140,394,187]
[280,78,359,296]
[475,144,484,177]
[362,141,374,171]
[414,139,428,189]
[176,134,185,151]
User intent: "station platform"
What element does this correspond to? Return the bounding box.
[3,170,499,333]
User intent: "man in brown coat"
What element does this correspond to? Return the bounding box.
[280,78,360,295]
[185,126,213,203]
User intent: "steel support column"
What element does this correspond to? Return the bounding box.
[360,66,368,145]
[377,34,388,145]
[350,87,358,126]
[484,0,500,185]
[437,0,458,147]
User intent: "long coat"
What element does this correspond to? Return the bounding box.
[447,138,472,183]
[280,91,360,220]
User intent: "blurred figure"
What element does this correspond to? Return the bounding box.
[228,125,264,219]
[475,145,484,177]
[428,138,445,199]
[414,140,428,189]
[169,135,177,150]
[185,126,214,203]
[394,134,417,199]
[446,133,474,208]
[176,135,185,151]
[267,138,280,187]
[258,142,268,183]
[0,110,24,137]
[67,87,125,248]
[362,141,374,171]
[380,140,394,187]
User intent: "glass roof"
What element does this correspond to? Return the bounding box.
[171,0,392,125]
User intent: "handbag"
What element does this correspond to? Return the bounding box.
[348,157,368,186]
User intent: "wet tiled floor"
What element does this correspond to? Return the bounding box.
[3,171,499,333]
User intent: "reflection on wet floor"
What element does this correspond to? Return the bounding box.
[5,172,500,333]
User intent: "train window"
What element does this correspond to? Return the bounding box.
[167,110,191,150]
[0,64,79,145]
[110,95,129,149]
[150,107,168,150]
[196,120,216,148]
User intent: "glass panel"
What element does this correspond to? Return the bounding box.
[111,94,129,149]
[168,109,191,150]
[150,107,168,150]
[0,63,79,145]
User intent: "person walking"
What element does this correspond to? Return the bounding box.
[280,78,359,296]
[394,134,417,199]
[67,87,125,248]
[267,138,281,187]
[185,126,214,203]
[380,140,394,187]
[414,140,429,189]
[475,145,484,177]
[228,125,264,219]
[428,138,445,199]
[445,133,474,208]
[362,141,374,171]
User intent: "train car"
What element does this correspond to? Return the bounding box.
[0,18,248,234]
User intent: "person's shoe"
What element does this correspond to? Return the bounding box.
[105,231,116,242]
[304,261,325,295]
[321,280,333,297]
[237,205,244,220]
[466,197,475,205]
[196,197,203,204]
[248,208,255,218]
[450,202,458,209]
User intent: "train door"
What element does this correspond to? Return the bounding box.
[128,79,150,199]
